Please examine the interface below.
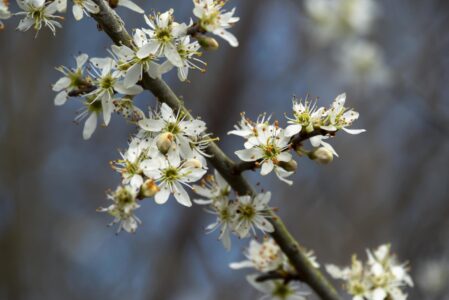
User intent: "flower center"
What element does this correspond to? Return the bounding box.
[166,122,180,135]
[163,167,179,181]
[155,28,172,43]
[100,75,115,90]
[238,204,255,219]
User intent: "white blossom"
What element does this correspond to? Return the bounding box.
[97,185,142,233]
[141,155,207,207]
[193,0,240,47]
[158,35,206,82]
[112,136,152,192]
[139,9,187,67]
[285,97,327,137]
[87,57,143,126]
[53,53,89,106]
[111,29,161,88]
[193,169,230,205]
[16,0,63,36]
[326,244,413,300]
[233,123,294,185]
[247,274,308,300]
[202,196,235,250]
[230,238,285,272]
[138,103,208,161]
[71,0,99,21]
[233,192,274,238]
[320,93,365,134]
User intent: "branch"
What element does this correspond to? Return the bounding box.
[89,3,342,300]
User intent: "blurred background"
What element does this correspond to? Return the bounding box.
[1,0,449,299]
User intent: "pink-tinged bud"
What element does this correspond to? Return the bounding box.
[277,159,298,172]
[309,147,333,164]
[156,132,174,154]
[183,158,202,169]
[140,179,160,198]
[196,34,219,50]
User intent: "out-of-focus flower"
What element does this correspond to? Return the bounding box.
[304,0,379,44]
[247,274,308,300]
[336,39,390,87]
[193,170,230,205]
[0,0,11,29]
[326,244,413,300]
[230,238,285,272]
[416,258,449,296]
[97,185,141,233]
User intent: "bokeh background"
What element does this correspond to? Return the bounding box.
[1,0,449,299]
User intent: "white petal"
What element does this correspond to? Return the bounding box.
[72,4,84,21]
[54,91,68,106]
[83,113,97,140]
[173,182,192,207]
[114,81,143,95]
[260,160,274,175]
[75,53,89,68]
[229,261,254,269]
[101,95,114,126]
[124,63,142,88]
[118,0,144,13]
[136,41,158,59]
[235,148,263,162]
[342,127,366,134]
[285,124,302,137]
[138,119,164,132]
[155,186,170,204]
[213,29,238,47]
[52,77,71,92]
[164,43,183,67]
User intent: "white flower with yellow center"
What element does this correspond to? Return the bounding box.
[53,53,90,106]
[112,137,152,191]
[138,103,208,160]
[234,124,294,185]
[16,0,63,36]
[320,93,365,134]
[97,185,141,233]
[193,169,230,205]
[158,35,206,82]
[193,0,240,47]
[111,29,162,88]
[141,156,207,207]
[70,0,99,21]
[138,9,187,67]
[87,57,143,126]
[285,97,327,137]
[230,238,285,273]
[233,192,274,238]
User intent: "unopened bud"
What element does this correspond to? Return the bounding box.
[183,158,202,169]
[309,147,333,164]
[196,34,219,50]
[157,132,174,154]
[277,159,298,172]
[140,179,160,198]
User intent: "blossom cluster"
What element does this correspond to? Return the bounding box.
[52,2,239,139]
[98,102,213,232]
[193,170,274,249]
[229,93,365,184]
[326,244,414,300]
[229,237,319,300]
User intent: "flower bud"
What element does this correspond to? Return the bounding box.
[196,34,219,50]
[183,158,202,169]
[277,159,298,172]
[156,132,174,154]
[140,179,160,198]
[309,147,333,164]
